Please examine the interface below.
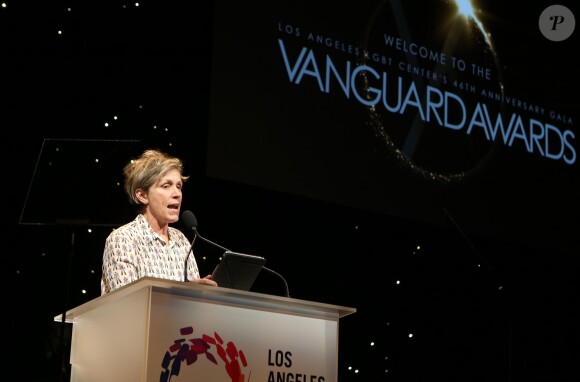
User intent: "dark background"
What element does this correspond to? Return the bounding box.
[2,1,578,381]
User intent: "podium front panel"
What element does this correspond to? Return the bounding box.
[147,291,338,381]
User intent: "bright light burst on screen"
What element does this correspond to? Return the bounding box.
[453,0,492,46]
[455,0,474,17]
[452,0,502,97]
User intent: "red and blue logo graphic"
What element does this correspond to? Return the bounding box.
[160,325,251,382]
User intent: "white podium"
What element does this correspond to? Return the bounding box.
[55,277,356,382]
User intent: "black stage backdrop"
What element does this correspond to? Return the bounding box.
[1,1,578,381]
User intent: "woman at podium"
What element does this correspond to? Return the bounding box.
[100,149,217,294]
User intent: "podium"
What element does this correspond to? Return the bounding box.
[55,277,356,382]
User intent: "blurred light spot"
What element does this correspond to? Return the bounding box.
[455,0,474,17]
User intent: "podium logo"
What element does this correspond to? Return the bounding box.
[160,325,251,382]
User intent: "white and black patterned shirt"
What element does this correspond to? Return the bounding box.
[101,214,200,294]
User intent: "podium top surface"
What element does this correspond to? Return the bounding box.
[56,277,356,323]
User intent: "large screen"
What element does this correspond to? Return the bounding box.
[207,0,578,255]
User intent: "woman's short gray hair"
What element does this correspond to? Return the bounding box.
[123,149,189,207]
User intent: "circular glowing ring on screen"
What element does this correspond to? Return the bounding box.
[358,0,506,185]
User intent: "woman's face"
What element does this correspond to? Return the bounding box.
[143,169,183,226]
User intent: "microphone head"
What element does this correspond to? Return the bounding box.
[181,210,198,231]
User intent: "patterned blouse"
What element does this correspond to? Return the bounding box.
[101,214,200,294]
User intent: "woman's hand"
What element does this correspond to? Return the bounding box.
[190,274,218,287]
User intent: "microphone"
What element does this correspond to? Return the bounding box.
[181,210,198,282]
[182,210,229,252]
[182,209,198,232]
[262,266,290,298]
[181,209,229,282]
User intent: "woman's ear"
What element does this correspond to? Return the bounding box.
[136,188,148,205]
